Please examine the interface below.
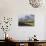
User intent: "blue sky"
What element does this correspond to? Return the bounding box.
[19,14,34,21]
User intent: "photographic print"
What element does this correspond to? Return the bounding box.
[18,15,35,26]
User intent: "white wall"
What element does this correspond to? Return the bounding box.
[0,0,46,40]
[0,0,16,40]
[44,11,46,40]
